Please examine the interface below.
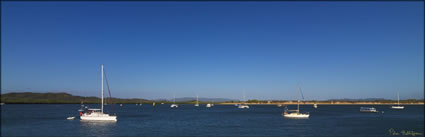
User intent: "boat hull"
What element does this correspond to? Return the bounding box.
[360,110,377,113]
[391,106,404,109]
[283,113,309,118]
[238,105,249,109]
[80,115,117,121]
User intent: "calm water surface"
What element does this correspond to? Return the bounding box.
[1,104,424,136]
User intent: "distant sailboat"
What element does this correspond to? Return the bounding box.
[80,64,117,121]
[170,94,178,108]
[238,91,249,109]
[283,84,309,118]
[313,104,318,108]
[360,107,378,113]
[391,92,404,109]
[206,103,212,108]
[194,95,199,107]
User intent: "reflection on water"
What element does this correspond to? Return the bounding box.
[79,120,117,137]
[80,120,117,126]
[1,104,423,136]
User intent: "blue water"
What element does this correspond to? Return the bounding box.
[1,104,424,136]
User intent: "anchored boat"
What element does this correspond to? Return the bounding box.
[80,64,117,121]
[360,107,378,113]
[238,90,249,109]
[170,94,178,108]
[391,92,404,109]
[194,95,199,107]
[283,84,309,118]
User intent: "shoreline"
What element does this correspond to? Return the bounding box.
[1,103,423,105]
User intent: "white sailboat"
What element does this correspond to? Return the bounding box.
[170,94,178,108]
[313,104,318,108]
[391,92,404,109]
[206,103,212,108]
[80,64,117,121]
[194,95,199,107]
[283,85,309,118]
[238,91,249,109]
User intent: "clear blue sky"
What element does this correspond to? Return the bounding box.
[2,2,424,100]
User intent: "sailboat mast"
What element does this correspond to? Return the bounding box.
[397,92,400,105]
[101,64,104,113]
[196,95,199,104]
[297,85,300,113]
[243,90,246,103]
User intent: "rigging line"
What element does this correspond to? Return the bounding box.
[298,84,305,101]
[104,69,114,112]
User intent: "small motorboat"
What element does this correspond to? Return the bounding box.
[67,116,75,120]
[313,104,318,108]
[360,107,378,113]
[238,104,249,109]
[206,103,212,108]
[170,104,178,108]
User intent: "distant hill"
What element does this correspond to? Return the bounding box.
[0,92,234,104]
[0,92,150,104]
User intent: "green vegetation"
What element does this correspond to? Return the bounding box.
[0,92,151,104]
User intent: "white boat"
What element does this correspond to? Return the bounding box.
[120,104,123,107]
[391,92,404,109]
[277,104,283,107]
[313,104,318,108]
[283,84,309,118]
[238,91,249,109]
[1,103,5,105]
[360,107,378,113]
[170,94,178,108]
[206,103,212,108]
[238,104,249,109]
[194,95,199,107]
[67,116,75,120]
[80,64,117,121]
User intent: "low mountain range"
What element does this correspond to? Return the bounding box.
[0,92,235,104]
